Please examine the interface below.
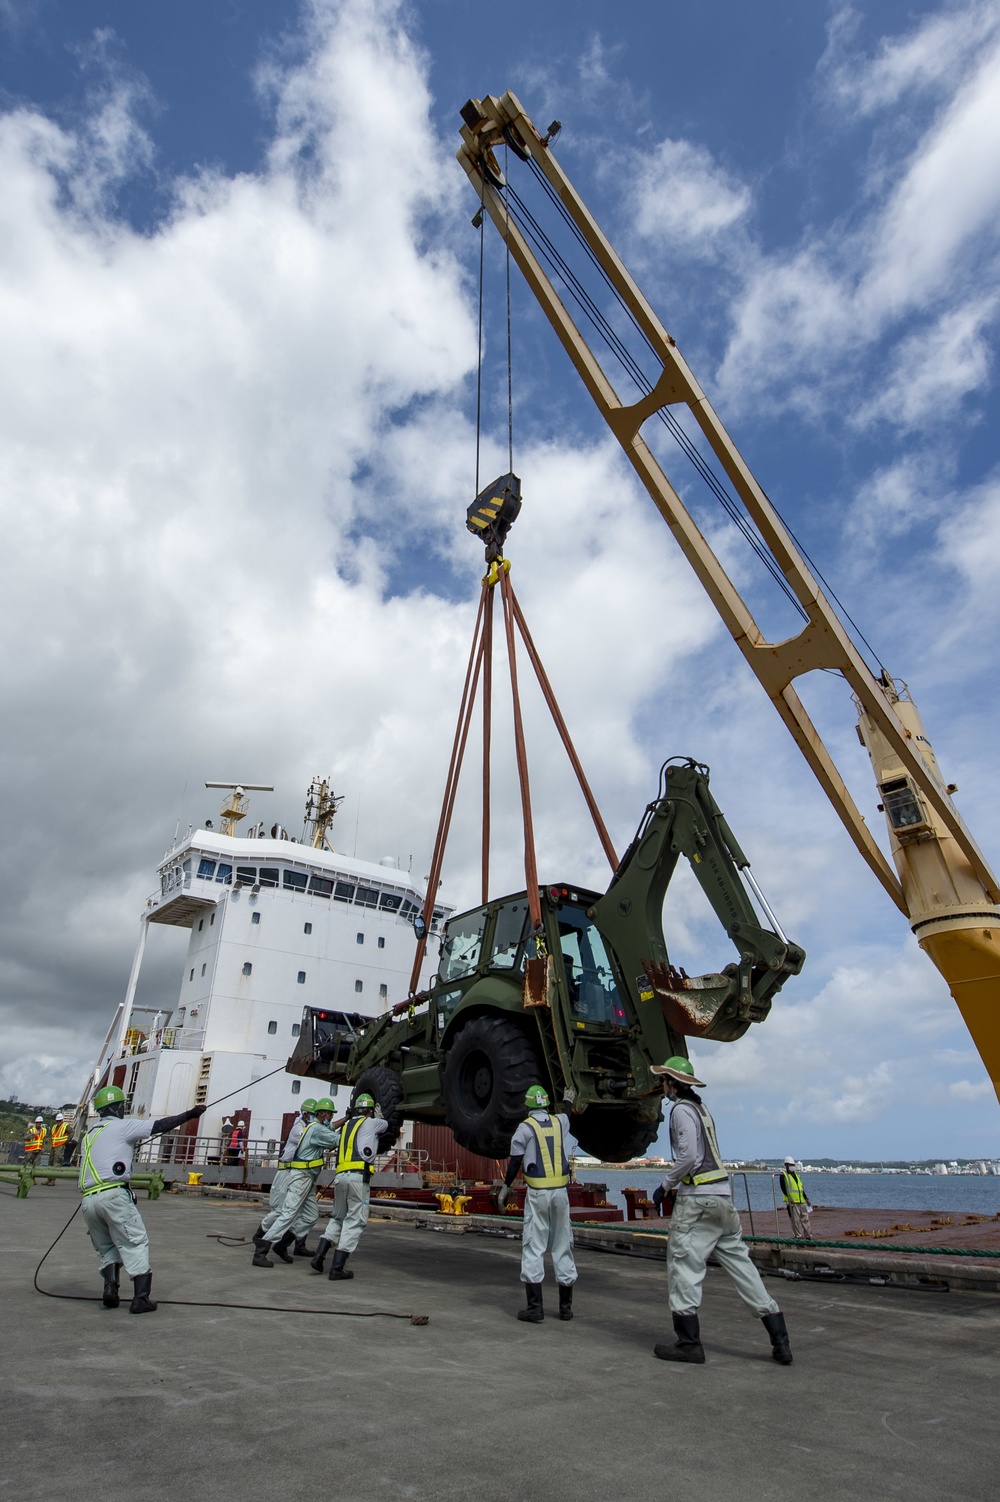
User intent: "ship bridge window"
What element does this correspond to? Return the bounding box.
[379,984,388,999]
[291,1022,300,1037]
[354,979,364,993]
[334,882,355,902]
[400,900,417,917]
[291,1079,301,1095]
[438,908,487,983]
[258,868,279,888]
[297,971,306,984]
[303,922,312,935]
[308,876,333,898]
[252,912,260,926]
[356,933,364,945]
[235,866,256,885]
[356,886,378,908]
[379,893,402,912]
[216,863,233,884]
[378,936,385,949]
[267,1020,277,1034]
[283,870,308,892]
[242,962,252,976]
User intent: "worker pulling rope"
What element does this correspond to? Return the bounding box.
[30,1061,429,1323]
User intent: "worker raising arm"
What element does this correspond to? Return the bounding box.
[311,1092,393,1281]
[80,1085,207,1314]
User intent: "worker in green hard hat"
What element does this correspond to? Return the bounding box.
[252,1098,339,1269]
[649,1056,793,1367]
[251,1098,317,1251]
[80,1083,207,1313]
[311,1088,393,1280]
[499,1083,577,1323]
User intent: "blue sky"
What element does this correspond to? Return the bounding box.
[1,1,998,1159]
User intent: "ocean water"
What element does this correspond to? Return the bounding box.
[580,1168,1000,1219]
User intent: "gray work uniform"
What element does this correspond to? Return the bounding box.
[660,1097,778,1318]
[261,1116,308,1236]
[509,1111,577,1287]
[262,1121,341,1243]
[321,1114,391,1254]
[79,1118,154,1278]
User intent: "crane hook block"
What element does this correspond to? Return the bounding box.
[467,471,522,562]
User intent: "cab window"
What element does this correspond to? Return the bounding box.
[489,898,530,970]
[438,908,487,982]
[557,906,626,1026]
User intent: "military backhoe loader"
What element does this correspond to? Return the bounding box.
[287,758,804,1161]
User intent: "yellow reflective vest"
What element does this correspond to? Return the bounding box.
[782,1170,807,1204]
[336,1117,367,1174]
[523,1116,570,1189]
[52,1120,70,1148]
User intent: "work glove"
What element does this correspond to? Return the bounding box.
[562,1087,577,1107]
[374,1103,385,1120]
[191,1105,208,1119]
[497,1184,510,1211]
[652,1185,665,1213]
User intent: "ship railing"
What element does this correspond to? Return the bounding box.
[136,1133,287,1171]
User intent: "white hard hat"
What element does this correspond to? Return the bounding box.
[784,1155,796,1165]
[35,1115,44,1123]
[55,1112,65,1121]
[237,1119,246,1127]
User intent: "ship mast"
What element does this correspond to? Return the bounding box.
[304,777,344,851]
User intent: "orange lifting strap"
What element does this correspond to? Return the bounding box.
[408,559,618,998]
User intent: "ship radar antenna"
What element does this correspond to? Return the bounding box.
[304,777,344,851]
[204,781,274,838]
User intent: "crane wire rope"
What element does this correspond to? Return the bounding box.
[29,1060,428,1322]
[505,159,887,678]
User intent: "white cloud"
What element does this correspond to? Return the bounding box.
[864,298,998,428]
[825,2,1000,117]
[624,137,751,253]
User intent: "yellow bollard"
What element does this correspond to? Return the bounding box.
[187,1172,203,1186]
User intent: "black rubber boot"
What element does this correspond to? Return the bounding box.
[328,1249,353,1280]
[272,1231,295,1264]
[251,1223,265,1244]
[293,1238,311,1257]
[517,1283,544,1323]
[101,1262,120,1309]
[310,1237,332,1273]
[653,1312,705,1363]
[252,1240,275,1268]
[129,1271,157,1314]
[762,1311,793,1365]
[558,1284,574,1321]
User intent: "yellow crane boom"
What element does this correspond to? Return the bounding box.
[456,91,1000,1102]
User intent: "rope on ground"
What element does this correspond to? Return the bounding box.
[31,1202,429,1322]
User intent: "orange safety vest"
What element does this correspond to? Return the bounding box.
[52,1121,70,1148]
[25,1124,46,1153]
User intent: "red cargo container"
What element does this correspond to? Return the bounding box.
[410,1122,503,1181]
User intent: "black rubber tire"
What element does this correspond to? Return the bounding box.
[442,1014,543,1158]
[573,1105,662,1164]
[351,1066,404,1152]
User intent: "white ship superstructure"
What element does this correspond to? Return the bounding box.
[86,782,447,1147]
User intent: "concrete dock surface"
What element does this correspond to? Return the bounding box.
[3,1182,998,1502]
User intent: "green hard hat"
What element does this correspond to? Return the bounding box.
[651,1055,706,1088]
[314,1097,335,1113]
[300,1098,318,1114]
[354,1092,376,1110]
[525,1085,550,1109]
[93,1085,126,1110]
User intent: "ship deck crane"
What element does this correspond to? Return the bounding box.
[456,91,1000,1104]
